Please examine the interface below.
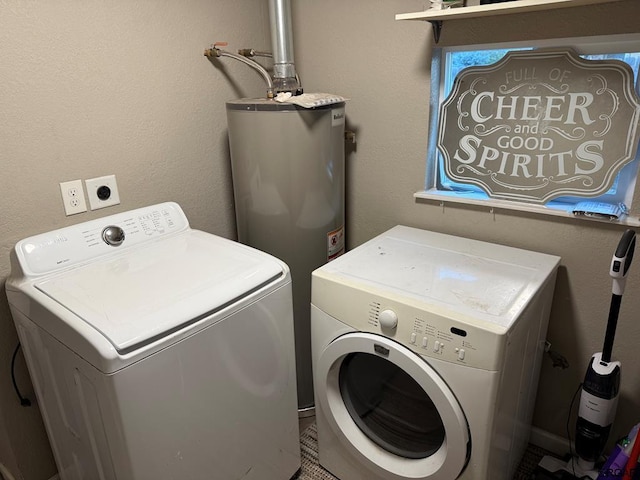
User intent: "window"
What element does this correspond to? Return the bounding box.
[421,34,640,225]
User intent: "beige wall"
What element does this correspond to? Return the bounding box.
[0,1,271,479]
[2,0,640,478]
[293,0,640,455]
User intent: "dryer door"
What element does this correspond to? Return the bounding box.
[316,332,470,480]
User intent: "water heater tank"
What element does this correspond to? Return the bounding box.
[227,98,346,411]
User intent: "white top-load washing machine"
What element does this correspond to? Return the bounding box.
[6,202,301,480]
[311,226,560,480]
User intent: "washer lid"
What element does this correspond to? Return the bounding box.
[34,231,284,352]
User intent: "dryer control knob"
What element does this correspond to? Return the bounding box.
[102,225,125,247]
[379,309,398,329]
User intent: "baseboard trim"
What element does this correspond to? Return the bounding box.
[530,426,572,456]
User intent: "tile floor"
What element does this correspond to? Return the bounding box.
[297,415,553,480]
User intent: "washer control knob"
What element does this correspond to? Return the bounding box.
[102,225,125,247]
[379,309,398,329]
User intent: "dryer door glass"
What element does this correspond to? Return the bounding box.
[339,352,445,459]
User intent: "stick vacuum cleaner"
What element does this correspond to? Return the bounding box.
[576,229,636,472]
[536,229,636,480]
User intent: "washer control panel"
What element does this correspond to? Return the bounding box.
[14,202,189,277]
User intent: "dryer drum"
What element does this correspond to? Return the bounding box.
[339,352,446,459]
[314,329,471,480]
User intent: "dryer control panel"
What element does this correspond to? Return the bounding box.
[312,264,555,372]
[361,296,505,371]
[12,202,189,277]
[311,271,538,371]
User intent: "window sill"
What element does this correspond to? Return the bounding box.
[414,189,640,227]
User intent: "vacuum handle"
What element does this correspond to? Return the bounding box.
[611,229,636,296]
[602,229,636,362]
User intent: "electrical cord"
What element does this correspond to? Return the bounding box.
[11,343,31,407]
[566,382,583,479]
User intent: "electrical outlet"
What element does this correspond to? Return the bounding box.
[85,174,120,210]
[59,180,88,216]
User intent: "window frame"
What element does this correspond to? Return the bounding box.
[419,33,640,226]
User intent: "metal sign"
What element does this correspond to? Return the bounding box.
[437,49,640,203]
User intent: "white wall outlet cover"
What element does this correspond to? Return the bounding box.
[59,179,88,216]
[85,174,120,210]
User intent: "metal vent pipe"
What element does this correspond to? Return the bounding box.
[268,0,301,93]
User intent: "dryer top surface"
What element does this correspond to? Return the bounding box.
[315,226,560,328]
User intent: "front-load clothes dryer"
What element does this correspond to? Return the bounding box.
[311,225,560,480]
[6,202,301,480]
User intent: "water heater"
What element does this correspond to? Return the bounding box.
[227,98,346,411]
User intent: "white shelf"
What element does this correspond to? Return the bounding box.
[396,0,624,22]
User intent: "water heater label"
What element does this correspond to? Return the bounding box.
[331,107,345,127]
[327,226,345,261]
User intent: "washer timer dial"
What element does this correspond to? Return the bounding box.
[101,225,125,247]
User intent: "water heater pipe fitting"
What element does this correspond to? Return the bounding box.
[204,46,274,99]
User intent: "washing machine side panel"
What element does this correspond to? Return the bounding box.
[7,288,120,373]
[108,283,301,480]
[12,309,120,480]
[13,312,71,480]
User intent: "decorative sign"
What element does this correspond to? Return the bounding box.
[437,49,640,203]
